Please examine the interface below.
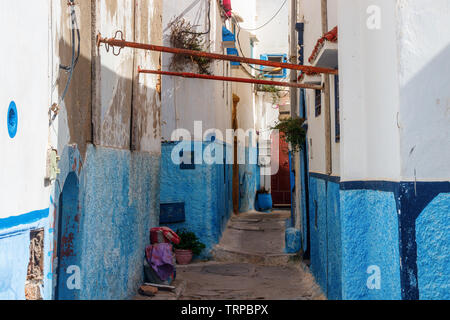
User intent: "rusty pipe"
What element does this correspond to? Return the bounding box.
[137,67,324,90]
[97,33,338,75]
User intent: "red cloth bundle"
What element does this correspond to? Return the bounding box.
[150,227,181,245]
[222,0,232,17]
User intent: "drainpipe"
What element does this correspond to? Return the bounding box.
[321,0,332,175]
[232,94,240,214]
[289,0,302,231]
[290,0,298,117]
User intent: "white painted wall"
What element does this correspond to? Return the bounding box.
[232,27,256,134]
[339,0,403,182]
[299,0,341,176]
[231,0,290,131]
[396,0,450,181]
[231,0,256,30]
[1,0,164,220]
[334,0,449,182]
[161,0,231,141]
[253,0,290,60]
[0,1,52,219]
[231,0,291,190]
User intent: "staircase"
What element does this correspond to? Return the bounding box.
[212,210,299,266]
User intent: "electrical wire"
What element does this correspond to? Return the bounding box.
[239,0,288,32]
[232,13,285,77]
[59,0,80,104]
[181,0,211,36]
[217,4,260,77]
[50,0,80,126]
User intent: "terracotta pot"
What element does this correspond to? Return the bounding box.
[175,249,193,265]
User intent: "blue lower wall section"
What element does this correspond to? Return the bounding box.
[416,193,450,300]
[239,146,259,213]
[308,177,342,300]
[160,142,233,258]
[307,173,449,300]
[0,232,31,300]
[340,189,401,300]
[56,144,160,300]
[309,177,328,296]
[0,209,53,300]
[326,181,342,300]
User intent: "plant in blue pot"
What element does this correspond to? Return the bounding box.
[256,188,273,212]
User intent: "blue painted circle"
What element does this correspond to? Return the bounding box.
[7,101,18,139]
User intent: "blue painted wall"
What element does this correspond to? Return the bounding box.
[326,181,342,300]
[416,193,450,300]
[160,141,234,259]
[340,189,401,300]
[239,146,260,213]
[308,176,342,300]
[55,144,160,300]
[308,177,328,295]
[0,209,53,300]
[306,173,449,300]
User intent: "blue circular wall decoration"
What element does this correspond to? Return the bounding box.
[7,101,18,139]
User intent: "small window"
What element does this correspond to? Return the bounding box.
[334,75,341,142]
[315,90,322,117]
[260,54,287,78]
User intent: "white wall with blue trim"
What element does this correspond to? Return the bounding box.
[298,0,450,300]
[0,1,55,300]
[1,0,164,300]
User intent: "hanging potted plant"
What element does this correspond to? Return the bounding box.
[256,188,273,211]
[174,229,206,265]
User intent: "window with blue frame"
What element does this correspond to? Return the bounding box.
[334,75,340,142]
[260,54,288,78]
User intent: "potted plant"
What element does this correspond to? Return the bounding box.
[256,188,273,211]
[174,229,206,265]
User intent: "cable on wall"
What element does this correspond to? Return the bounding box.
[181,0,211,36]
[50,0,80,125]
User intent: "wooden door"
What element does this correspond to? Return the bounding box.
[271,133,292,206]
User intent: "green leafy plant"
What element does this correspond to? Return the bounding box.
[255,76,283,105]
[169,19,212,75]
[272,117,307,152]
[174,229,206,256]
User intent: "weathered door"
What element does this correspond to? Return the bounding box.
[271,133,291,206]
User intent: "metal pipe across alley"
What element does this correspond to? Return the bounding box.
[137,68,324,90]
[97,32,339,76]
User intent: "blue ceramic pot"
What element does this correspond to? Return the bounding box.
[257,194,273,211]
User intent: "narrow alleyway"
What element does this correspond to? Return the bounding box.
[136,210,325,300]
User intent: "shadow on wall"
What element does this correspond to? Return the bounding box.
[159,142,234,259]
[398,43,450,300]
[53,37,161,300]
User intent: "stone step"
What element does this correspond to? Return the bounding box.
[212,245,298,266]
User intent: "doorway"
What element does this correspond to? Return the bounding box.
[271,133,292,207]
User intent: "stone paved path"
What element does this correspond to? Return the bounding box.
[135,210,325,300]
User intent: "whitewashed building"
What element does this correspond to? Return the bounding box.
[296,0,450,300]
[0,0,163,300]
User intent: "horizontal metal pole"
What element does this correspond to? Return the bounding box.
[97,32,338,75]
[137,67,324,90]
